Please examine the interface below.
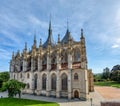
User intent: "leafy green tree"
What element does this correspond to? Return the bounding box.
[111,65,120,82]
[94,73,103,82]
[0,72,10,82]
[2,79,26,98]
[102,67,110,80]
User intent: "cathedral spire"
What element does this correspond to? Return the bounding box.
[48,14,52,38]
[67,18,69,31]
[81,28,84,39]
[40,38,42,47]
[49,14,52,30]
[12,51,14,59]
[25,42,27,51]
[58,34,60,43]
[34,31,36,45]
[43,15,55,48]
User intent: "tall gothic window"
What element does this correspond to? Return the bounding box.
[26,83,30,89]
[51,74,56,90]
[27,73,30,79]
[61,73,68,91]
[74,48,80,62]
[42,55,47,65]
[34,74,38,89]
[42,74,47,90]
[61,50,68,63]
[74,73,78,80]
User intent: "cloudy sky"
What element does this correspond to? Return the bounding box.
[0,0,120,73]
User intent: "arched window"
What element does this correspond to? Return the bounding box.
[51,74,56,90]
[42,55,47,65]
[74,73,78,80]
[61,50,68,63]
[27,73,30,79]
[74,48,80,62]
[26,83,30,89]
[42,74,47,90]
[34,74,38,89]
[61,73,67,91]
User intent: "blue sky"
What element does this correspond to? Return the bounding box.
[0,0,120,73]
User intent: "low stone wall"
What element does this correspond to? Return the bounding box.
[101,102,120,106]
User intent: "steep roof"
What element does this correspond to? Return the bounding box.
[61,29,74,44]
[43,20,55,48]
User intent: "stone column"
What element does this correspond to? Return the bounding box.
[37,73,41,95]
[56,71,60,98]
[38,57,42,71]
[23,59,27,72]
[84,69,89,100]
[56,54,61,98]
[31,58,34,72]
[47,55,51,70]
[30,72,35,94]
[68,69,72,99]
[46,71,50,96]
[68,53,72,99]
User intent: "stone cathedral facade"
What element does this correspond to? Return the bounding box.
[10,20,94,100]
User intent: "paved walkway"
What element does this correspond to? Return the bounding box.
[0,90,104,106]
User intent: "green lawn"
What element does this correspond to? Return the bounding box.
[94,81,120,88]
[0,98,59,106]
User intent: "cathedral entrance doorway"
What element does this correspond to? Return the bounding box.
[74,90,79,98]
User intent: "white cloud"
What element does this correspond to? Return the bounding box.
[111,44,119,48]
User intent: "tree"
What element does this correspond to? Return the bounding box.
[0,72,10,89]
[2,79,26,98]
[102,67,110,80]
[94,73,102,82]
[111,65,120,82]
[0,72,10,82]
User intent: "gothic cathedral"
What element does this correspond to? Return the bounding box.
[10,19,94,100]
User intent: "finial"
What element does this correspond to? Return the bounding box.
[49,14,52,30]
[81,28,84,38]
[58,34,60,43]
[40,38,42,46]
[67,18,69,30]
[34,30,36,45]
[12,51,14,58]
[25,42,27,50]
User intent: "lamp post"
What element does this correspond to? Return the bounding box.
[90,98,93,106]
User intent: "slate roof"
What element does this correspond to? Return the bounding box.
[61,29,74,44]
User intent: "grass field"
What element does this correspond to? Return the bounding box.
[0,98,59,106]
[94,81,120,88]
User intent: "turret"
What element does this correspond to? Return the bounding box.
[80,29,87,69]
[32,34,37,57]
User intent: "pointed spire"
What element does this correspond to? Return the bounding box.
[58,34,60,43]
[40,38,42,46]
[17,50,20,58]
[25,42,27,51]
[34,31,36,45]
[48,14,52,37]
[49,14,52,30]
[67,18,69,31]
[12,51,14,59]
[81,28,84,38]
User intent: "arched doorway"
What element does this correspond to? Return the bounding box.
[74,90,79,98]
